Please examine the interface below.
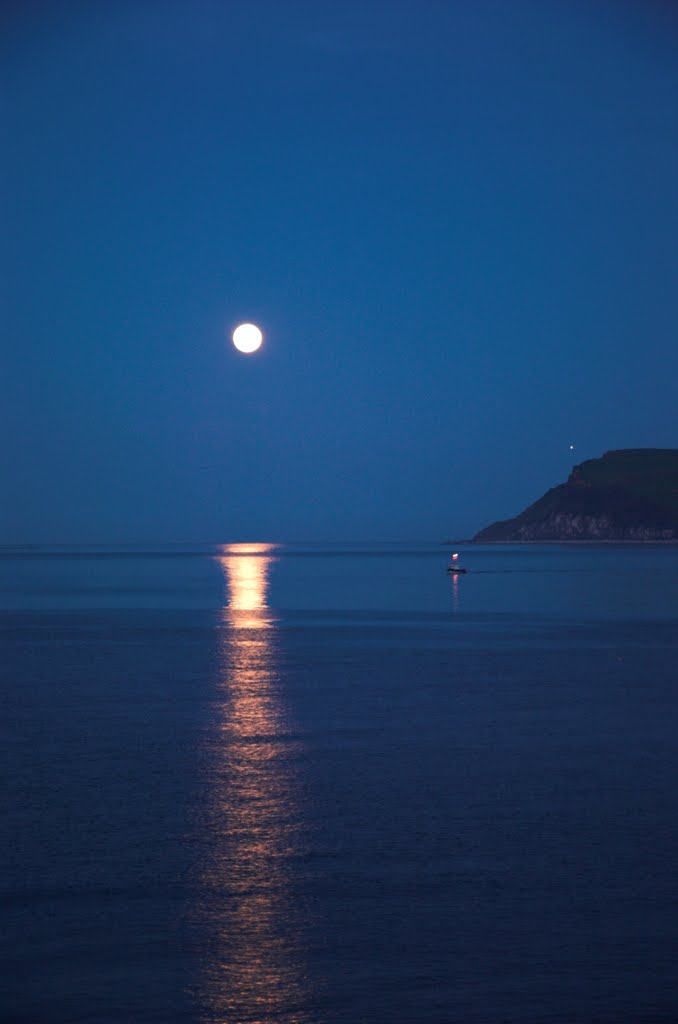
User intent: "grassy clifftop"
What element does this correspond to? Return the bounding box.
[570,449,678,514]
[474,449,678,541]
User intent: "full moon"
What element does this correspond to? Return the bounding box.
[232,323,263,354]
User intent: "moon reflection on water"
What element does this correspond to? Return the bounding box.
[197,543,310,1023]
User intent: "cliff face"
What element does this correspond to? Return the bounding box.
[474,449,678,541]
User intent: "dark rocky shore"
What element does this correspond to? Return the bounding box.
[474,449,678,542]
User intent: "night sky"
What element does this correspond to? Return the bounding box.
[3,1,677,543]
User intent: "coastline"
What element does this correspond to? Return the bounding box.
[461,538,678,545]
[444,540,678,548]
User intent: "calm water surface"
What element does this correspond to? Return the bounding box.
[2,543,678,1023]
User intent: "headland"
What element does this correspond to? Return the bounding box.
[474,449,678,542]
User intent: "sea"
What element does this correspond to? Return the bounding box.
[2,542,678,1024]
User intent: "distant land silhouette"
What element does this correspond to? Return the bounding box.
[474,449,678,541]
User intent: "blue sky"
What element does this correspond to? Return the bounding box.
[2,0,677,541]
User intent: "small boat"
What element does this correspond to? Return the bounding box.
[446,552,467,574]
